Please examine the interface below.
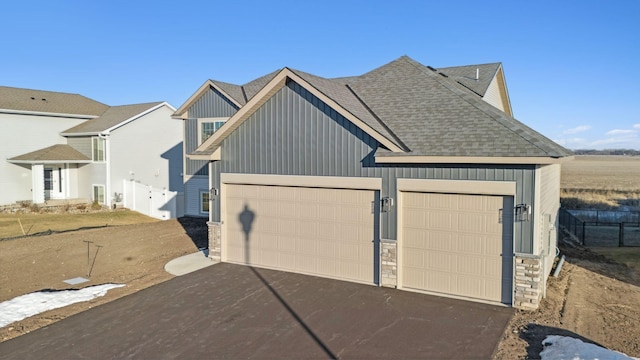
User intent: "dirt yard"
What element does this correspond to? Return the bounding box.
[2,220,640,359]
[0,217,208,342]
[495,236,640,359]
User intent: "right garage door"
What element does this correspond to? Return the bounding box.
[401,192,513,304]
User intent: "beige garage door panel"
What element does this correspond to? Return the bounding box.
[402,192,512,303]
[225,184,375,284]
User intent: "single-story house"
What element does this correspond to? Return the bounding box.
[1,86,183,219]
[172,56,573,309]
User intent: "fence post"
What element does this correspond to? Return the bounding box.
[619,223,624,247]
[581,221,586,245]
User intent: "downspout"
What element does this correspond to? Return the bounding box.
[99,133,111,208]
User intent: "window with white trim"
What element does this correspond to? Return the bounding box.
[92,137,106,162]
[198,117,228,145]
[200,190,210,214]
[93,185,105,204]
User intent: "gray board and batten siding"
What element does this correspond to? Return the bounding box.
[202,80,536,253]
[185,86,240,176]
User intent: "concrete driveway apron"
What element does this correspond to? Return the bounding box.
[0,263,514,359]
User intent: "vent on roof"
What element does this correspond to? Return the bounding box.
[438,72,448,78]
[426,66,437,72]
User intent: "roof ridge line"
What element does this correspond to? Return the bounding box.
[402,57,562,156]
[344,84,409,152]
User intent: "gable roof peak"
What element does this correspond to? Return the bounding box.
[61,101,170,135]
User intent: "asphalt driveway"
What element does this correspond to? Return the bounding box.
[0,263,513,359]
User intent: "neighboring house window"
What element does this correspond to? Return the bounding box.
[93,185,105,204]
[198,117,227,145]
[44,169,53,191]
[92,137,106,162]
[200,190,210,214]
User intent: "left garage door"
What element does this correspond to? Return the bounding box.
[223,183,377,284]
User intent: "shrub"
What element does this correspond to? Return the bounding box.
[91,200,102,211]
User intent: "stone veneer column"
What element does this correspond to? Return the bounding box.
[380,239,397,288]
[207,222,221,262]
[513,254,543,310]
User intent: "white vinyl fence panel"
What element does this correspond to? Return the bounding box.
[122,180,183,220]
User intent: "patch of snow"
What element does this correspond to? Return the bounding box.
[0,284,125,328]
[541,335,639,360]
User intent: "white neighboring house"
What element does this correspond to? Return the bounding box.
[1,86,184,219]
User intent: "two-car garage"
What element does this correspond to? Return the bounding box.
[220,174,514,305]
[221,174,379,285]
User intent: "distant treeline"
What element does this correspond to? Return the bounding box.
[573,149,640,155]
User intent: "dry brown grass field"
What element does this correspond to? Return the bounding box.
[0,210,158,239]
[561,155,640,210]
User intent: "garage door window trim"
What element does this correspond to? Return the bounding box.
[397,178,516,196]
[221,173,382,190]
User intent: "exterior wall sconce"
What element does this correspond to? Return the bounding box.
[381,197,394,212]
[515,204,530,221]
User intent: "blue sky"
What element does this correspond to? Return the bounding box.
[2,0,638,150]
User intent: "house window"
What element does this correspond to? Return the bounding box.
[200,190,210,214]
[93,185,105,204]
[92,137,106,162]
[44,169,53,190]
[198,118,227,145]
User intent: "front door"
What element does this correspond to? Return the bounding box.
[44,165,65,200]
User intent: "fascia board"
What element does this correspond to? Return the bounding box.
[60,131,101,136]
[7,159,92,164]
[194,70,289,153]
[186,147,221,161]
[173,80,241,119]
[375,155,574,165]
[0,108,99,119]
[495,65,513,116]
[104,102,173,134]
[286,70,404,153]
[186,154,213,160]
[173,80,215,118]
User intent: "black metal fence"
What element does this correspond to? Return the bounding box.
[559,208,640,247]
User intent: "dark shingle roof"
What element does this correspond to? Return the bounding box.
[0,86,108,116]
[208,69,281,107]
[62,102,163,134]
[8,144,90,162]
[291,68,406,150]
[201,56,571,159]
[241,70,281,102]
[210,80,245,106]
[438,63,501,97]
[342,56,571,158]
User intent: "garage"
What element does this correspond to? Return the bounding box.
[221,175,380,285]
[399,189,514,304]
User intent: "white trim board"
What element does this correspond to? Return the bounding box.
[220,173,382,190]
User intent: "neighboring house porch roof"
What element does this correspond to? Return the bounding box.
[0,86,108,117]
[7,144,91,164]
